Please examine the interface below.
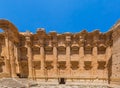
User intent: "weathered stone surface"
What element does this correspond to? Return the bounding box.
[0,19,119,87]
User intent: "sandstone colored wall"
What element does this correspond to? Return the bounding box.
[111,24,120,85]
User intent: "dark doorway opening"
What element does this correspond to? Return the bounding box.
[59,78,65,84]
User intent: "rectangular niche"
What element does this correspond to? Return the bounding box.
[45,61,53,70]
[97,61,106,70]
[71,46,79,55]
[45,47,53,55]
[33,61,41,70]
[98,46,106,54]
[57,46,66,55]
[84,61,92,70]
[71,61,79,70]
[84,47,92,55]
[58,61,66,70]
[32,47,40,55]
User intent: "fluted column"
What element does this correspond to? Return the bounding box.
[92,46,98,77]
[4,37,10,74]
[25,32,33,78]
[27,43,33,78]
[14,44,20,74]
[66,45,71,76]
[9,41,17,78]
[53,46,57,76]
[40,46,45,77]
[79,46,84,72]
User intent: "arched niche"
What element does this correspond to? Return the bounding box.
[45,61,53,70]
[58,61,66,70]
[84,61,92,70]
[98,44,106,54]
[57,46,66,55]
[20,47,27,60]
[84,44,93,54]
[97,61,106,70]
[45,46,53,55]
[71,46,79,55]
[32,46,40,55]
[71,61,79,70]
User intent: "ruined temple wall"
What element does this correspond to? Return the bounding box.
[21,30,112,82]
[111,27,120,85]
[32,49,110,80]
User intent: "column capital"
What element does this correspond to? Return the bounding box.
[25,33,32,47]
[65,42,71,47]
[93,40,98,47]
[26,41,32,47]
[53,42,58,47]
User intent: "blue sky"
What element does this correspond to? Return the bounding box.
[0,0,120,33]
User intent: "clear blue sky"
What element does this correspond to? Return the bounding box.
[0,0,120,33]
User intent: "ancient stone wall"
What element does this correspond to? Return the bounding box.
[16,29,113,84]
[111,23,120,85]
[1,19,120,86]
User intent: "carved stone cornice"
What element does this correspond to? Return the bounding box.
[78,36,84,47]
[25,32,31,42]
[25,41,32,47]
[36,28,46,38]
[71,41,79,47]
[85,43,92,50]
[79,42,84,47]
[53,42,58,47]
[25,37,32,47]
[38,38,44,47]
[65,41,71,47]
[92,40,98,47]
[105,40,113,47]
[25,31,32,47]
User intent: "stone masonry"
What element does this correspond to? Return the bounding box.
[0,19,119,87]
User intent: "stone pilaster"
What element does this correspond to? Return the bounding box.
[53,46,58,76]
[9,41,17,78]
[40,46,45,77]
[25,32,33,79]
[14,44,20,74]
[27,43,33,78]
[4,36,10,74]
[66,45,71,76]
[92,46,98,77]
[79,46,84,72]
